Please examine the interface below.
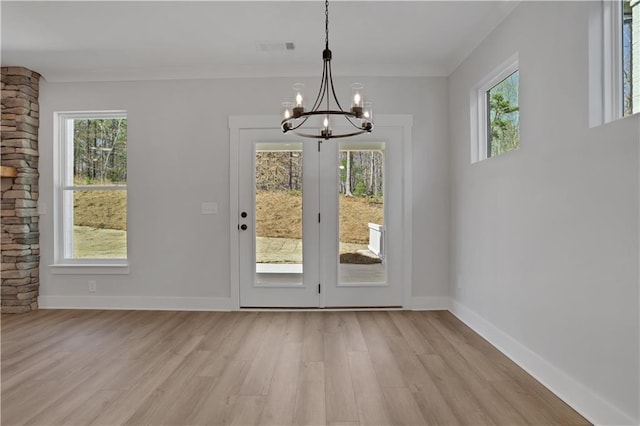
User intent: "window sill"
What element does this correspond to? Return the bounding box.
[49,263,130,275]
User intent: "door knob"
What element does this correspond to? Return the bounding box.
[240,224,248,231]
[241,211,247,218]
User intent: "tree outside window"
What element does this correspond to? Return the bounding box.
[487,70,519,158]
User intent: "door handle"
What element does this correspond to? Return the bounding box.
[241,211,248,218]
[240,224,248,231]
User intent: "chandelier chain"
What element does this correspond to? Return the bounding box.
[325,0,329,50]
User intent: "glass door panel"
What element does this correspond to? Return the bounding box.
[255,142,304,286]
[338,147,386,284]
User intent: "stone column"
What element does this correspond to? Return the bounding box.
[632,0,640,113]
[1,67,41,313]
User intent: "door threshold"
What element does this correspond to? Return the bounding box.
[240,306,403,311]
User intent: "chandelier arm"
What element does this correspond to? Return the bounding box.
[286,115,312,131]
[344,114,367,130]
[327,61,346,113]
[327,61,369,131]
[310,61,328,111]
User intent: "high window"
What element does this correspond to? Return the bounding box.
[487,70,520,158]
[623,0,637,116]
[471,54,520,162]
[55,112,127,264]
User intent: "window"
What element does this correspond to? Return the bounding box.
[55,112,127,265]
[623,0,637,116]
[487,71,520,158]
[471,54,520,163]
[600,0,639,122]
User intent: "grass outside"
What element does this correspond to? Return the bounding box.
[257,237,368,263]
[74,226,126,258]
[74,190,126,230]
[73,190,382,262]
[256,191,383,244]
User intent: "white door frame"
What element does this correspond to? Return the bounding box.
[229,114,413,309]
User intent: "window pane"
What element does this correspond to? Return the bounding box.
[623,0,635,116]
[71,189,127,258]
[487,70,519,158]
[72,118,127,185]
[338,148,386,284]
[255,144,303,285]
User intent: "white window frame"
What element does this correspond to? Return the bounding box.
[470,53,519,163]
[603,0,625,121]
[596,0,637,124]
[52,111,129,272]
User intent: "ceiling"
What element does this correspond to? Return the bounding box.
[1,1,519,82]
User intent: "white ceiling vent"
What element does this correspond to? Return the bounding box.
[256,41,295,52]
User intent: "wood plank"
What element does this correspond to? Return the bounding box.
[228,395,265,426]
[188,358,253,425]
[425,313,509,382]
[163,376,217,424]
[259,342,302,426]
[240,313,287,395]
[302,312,324,362]
[389,311,436,354]
[347,351,391,426]
[434,312,589,425]
[411,312,527,426]
[284,311,305,343]
[293,361,326,426]
[418,353,505,425]
[385,334,460,425]
[356,312,405,388]
[324,332,359,423]
[90,352,185,425]
[124,350,212,425]
[340,312,367,352]
[491,379,569,425]
[381,386,427,426]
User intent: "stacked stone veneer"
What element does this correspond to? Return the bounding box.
[1,67,41,313]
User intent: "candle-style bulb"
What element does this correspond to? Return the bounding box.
[323,116,329,128]
[282,102,293,120]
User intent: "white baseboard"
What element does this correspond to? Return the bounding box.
[38,295,235,311]
[450,300,637,426]
[411,296,452,310]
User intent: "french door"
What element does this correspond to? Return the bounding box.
[237,128,403,308]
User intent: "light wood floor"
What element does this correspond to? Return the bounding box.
[1,310,590,426]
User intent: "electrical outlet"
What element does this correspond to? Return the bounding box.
[88,280,97,292]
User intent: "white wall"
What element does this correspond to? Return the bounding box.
[449,2,639,424]
[37,76,450,307]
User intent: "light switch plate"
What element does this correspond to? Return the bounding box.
[202,202,218,215]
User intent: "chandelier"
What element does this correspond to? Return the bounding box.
[280,0,373,140]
